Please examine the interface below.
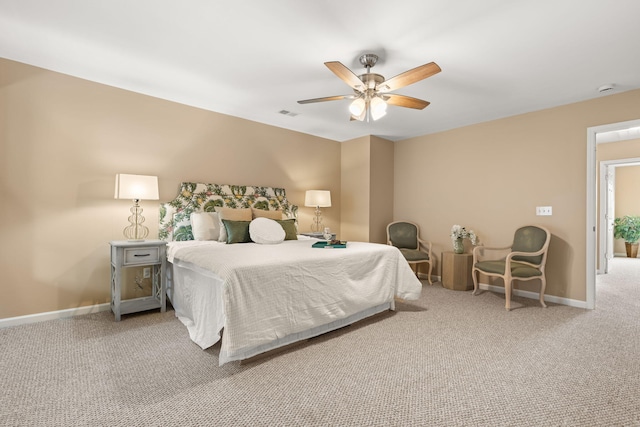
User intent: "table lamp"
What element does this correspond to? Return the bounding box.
[304,190,331,232]
[115,174,159,241]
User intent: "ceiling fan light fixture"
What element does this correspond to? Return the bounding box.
[349,97,366,116]
[298,54,441,122]
[371,108,386,121]
[370,96,387,120]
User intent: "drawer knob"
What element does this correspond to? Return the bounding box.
[134,253,151,257]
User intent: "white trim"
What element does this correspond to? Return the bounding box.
[587,119,640,310]
[477,283,588,309]
[598,161,611,274]
[0,303,111,329]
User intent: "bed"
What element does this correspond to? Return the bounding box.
[159,182,423,365]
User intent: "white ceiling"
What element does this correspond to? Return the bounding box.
[1,0,640,142]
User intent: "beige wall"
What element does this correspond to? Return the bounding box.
[394,89,640,302]
[340,136,371,242]
[369,136,394,244]
[0,58,341,319]
[340,135,394,244]
[614,165,640,255]
[4,55,640,318]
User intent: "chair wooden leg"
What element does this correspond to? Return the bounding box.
[504,278,512,311]
[472,268,479,295]
[539,277,547,308]
[426,261,433,286]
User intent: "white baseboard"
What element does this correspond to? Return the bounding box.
[478,283,588,309]
[0,280,588,329]
[614,252,639,258]
[0,303,111,329]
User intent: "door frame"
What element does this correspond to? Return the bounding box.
[587,118,640,309]
[598,162,614,274]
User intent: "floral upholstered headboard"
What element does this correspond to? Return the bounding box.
[159,182,298,241]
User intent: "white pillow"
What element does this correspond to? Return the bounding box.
[190,212,220,241]
[249,217,285,245]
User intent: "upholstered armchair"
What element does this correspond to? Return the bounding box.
[472,225,550,311]
[387,221,433,285]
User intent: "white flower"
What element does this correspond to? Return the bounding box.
[450,224,478,245]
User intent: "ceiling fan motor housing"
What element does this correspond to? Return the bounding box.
[359,54,379,69]
[357,73,385,91]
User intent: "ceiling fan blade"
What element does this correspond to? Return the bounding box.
[325,61,365,90]
[384,94,430,110]
[377,62,441,93]
[297,95,352,104]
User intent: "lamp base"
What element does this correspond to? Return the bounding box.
[311,206,323,233]
[123,200,150,241]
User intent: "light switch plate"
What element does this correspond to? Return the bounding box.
[536,206,552,216]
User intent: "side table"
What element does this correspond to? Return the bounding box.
[442,251,474,291]
[300,232,337,240]
[109,240,167,321]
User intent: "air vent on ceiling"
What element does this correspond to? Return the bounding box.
[598,84,615,94]
[278,110,299,117]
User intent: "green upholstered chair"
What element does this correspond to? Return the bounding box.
[387,221,433,285]
[472,225,550,311]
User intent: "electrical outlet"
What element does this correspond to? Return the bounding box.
[143,267,151,278]
[536,206,552,216]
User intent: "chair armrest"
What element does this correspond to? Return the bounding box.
[472,245,512,263]
[417,237,432,255]
[505,248,546,267]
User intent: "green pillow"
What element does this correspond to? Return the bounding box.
[221,219,252,244]
[275,219,298,240]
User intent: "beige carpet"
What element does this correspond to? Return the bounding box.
[1,258,639,426]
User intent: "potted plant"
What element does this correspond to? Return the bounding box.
[613,215,640,258]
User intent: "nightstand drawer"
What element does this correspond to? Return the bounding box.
[123,247,160,265]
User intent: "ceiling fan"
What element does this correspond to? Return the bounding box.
[298,53,441,122]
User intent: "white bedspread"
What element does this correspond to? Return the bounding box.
[168,239,422,365]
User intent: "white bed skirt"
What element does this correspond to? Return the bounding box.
[167,262,393,364]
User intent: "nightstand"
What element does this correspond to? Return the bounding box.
[109,240,167,321]
[300,232,337,240]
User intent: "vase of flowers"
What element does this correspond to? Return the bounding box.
[452,238,464,254]
[450,225,477,254]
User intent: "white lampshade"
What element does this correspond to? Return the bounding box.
[115,174,159,201]
[349,98,366,116]
[305,190,331,207]
[370,96,387,121]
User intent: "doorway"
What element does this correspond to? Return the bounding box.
[599,159,640,274]
[587,119,640,309]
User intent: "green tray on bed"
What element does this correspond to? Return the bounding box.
[312,240,347,249]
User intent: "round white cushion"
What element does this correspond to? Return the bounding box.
[249,217,285,244]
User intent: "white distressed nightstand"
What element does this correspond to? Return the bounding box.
[109,240,167,321]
